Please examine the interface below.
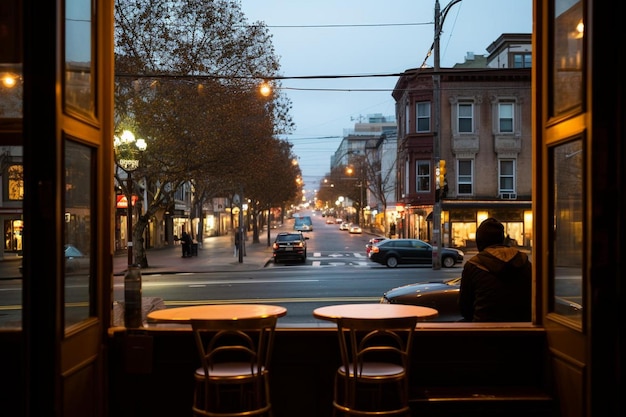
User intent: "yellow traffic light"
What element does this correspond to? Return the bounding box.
[439,160,446,189]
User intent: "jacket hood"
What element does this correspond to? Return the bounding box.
[469,246,529,274]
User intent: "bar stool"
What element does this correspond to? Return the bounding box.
[190,316,278,417]
[332,316,418,417]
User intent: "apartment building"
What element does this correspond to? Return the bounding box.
[392,34,532,249]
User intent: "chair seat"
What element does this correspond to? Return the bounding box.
[339,362,405,378]
[195,363,264,379]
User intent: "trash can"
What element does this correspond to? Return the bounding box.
[190,242,198,256]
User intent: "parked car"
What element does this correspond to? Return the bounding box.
[272,232,309,263]
[368,238,464,268]
[380,277,583,322]
[380,277,464,321]
[365,237,387,255]
[348,225,362,234]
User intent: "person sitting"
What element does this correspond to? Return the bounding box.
[459,218,532,322]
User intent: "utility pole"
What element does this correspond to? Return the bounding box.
[432,0,462,270]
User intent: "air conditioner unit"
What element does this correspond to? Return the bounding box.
[500,193,517,200]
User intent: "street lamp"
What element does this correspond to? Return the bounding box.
[114,129,147,327]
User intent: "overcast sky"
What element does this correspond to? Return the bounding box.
[239,0,532,188]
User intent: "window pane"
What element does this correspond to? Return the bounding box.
[551,138,583,324]
[416,102,430,132]
[416,160,430,192]
[499,103,513,132]
[458,104,473,133]
[501,160,514,175]
[65,140,94,327]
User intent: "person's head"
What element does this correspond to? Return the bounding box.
[476,218,505,251]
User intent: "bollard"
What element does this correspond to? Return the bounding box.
[124,265,143,328]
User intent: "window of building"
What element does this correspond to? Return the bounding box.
[404,158,410,197]
[416,101,430,132]
[416,160,430,192]
[6,164,23,201]
[458,160,473,195]
[405,105,410,134]
[458,103,473,133]
[499,160,515,193]
[513,53,532,68]
[499,103,514,133]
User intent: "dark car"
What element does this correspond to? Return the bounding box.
[380,277,463,321]
[380,277,583,322]
[272,232,309,263]
[368,238,464,268]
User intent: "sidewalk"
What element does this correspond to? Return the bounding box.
[114,232,276,276]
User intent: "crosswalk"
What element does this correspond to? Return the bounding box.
[272,251,371,267]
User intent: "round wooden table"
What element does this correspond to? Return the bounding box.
[313,303,438,322]
[147,304,287,324]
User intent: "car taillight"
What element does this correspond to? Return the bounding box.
[370,246,380,254]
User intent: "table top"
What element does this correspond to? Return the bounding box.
[147,304,287,324]
[313,303,438,322]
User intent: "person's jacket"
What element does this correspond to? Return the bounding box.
[459,245,532,322]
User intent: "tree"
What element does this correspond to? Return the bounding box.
[114,0,294,267]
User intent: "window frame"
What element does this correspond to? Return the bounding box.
[457,102,474,133]
[416,101,431,133]
[499,159,516,194]
[457,159,473,195]
[498,102,514,133]
[415,160,431,192]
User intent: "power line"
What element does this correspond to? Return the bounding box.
[249,22,432,29]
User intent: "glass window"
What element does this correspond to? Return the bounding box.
[458,160,473,195]
[64,140,94,327]
[64,0,94,117]
[458,103,473,133]
[416,102,430,133]
[499,160,515,192]
[6,164,23,200]
[550,138,583,324]
[404,106,410,134]
[499,103,514,133]
[513,53,532,68]
[416,160,430,192]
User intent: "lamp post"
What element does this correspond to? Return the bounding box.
[114,130,147,327]
[432,0,462,270]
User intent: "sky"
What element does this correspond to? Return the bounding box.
[239,0,532,188]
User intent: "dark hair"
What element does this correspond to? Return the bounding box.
[476,218,504,251]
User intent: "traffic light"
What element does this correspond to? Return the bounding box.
[439,160,446,190]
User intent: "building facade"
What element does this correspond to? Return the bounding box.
[393,34,532,249]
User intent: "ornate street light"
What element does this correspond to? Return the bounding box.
[114,129,147,328]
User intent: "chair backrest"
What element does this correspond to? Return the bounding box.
[335,316,418,378]
[190,316,278,378]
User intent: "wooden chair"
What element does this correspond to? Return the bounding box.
[332,316,418,417]
[190,316,278,417]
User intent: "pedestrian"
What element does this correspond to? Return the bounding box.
[459,218,532,322]
[234,229,240,258]
[181,230,192,258]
